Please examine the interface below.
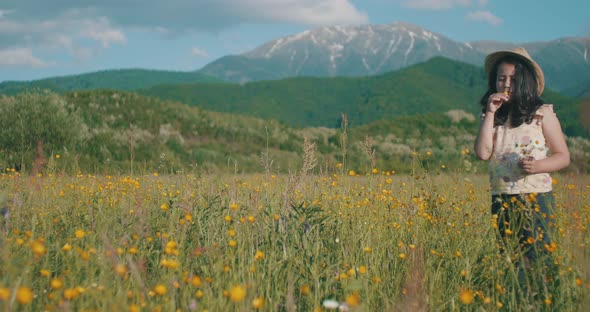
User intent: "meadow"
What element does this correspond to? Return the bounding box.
[0,158,588,312]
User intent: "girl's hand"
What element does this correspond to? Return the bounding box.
[486,93,509,114]
[519,156,538,174]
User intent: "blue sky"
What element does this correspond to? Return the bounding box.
[1,0,589,83]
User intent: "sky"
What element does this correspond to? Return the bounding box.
[1,0,589,83]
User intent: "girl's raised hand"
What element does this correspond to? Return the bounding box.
[486,92,509,114]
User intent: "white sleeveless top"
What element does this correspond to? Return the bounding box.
[489,104,554,195]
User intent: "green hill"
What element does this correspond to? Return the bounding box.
[0,89,485,174]
[1,57,585,137]
[141,57,486,127]
[0,90,309,173]
[2,90,588,174]
[141,57,586,137]
[0,69,221,95]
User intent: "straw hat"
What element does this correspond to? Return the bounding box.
[484,47,544,95]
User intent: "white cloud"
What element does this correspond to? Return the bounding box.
[402,0,471,10]
[0,0,365,69]
[5,1,368,32]
[78,17,126,48]
[0,10,126,67]
[191,47,209,58]
[247,0,368,26]
[0,13,126,48]
[0,9,15,18]
[0,48,53,67]
[466,10,503,26]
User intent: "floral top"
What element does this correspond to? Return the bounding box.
[489,104,554,195]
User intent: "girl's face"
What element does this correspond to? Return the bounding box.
[495,62,515,98]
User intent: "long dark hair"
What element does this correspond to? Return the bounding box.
[480,56,544,127]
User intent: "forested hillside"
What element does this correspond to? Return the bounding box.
[142,57,587,137]
[0,69,220,95]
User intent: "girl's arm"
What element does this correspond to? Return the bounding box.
[520,106,570,173]
[475,92,508,160]
[474,112,496,160]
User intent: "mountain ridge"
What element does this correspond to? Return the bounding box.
[1,22,588,96]
[199,22,590,93]
[0,68,221,95]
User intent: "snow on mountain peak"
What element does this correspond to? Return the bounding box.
[244,21,483,75]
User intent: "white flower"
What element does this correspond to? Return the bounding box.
[322,299,340,309]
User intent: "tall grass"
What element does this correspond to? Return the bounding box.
[0,162,588,311]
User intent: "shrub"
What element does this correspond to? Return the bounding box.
[0,91,87,171]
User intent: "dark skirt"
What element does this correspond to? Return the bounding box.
[491,191,556,264]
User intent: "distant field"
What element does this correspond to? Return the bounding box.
[0,171,588,311]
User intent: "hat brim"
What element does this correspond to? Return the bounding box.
[484,50,544,95]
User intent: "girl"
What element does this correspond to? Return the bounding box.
[474,47,570,274]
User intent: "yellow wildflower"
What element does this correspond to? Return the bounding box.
[195,290,204,298]
[115,264,127,277]
[346,292,360,307]
[544,242,558,253]
[153,284,167,296]
[63,288,79,300]
[75,229,85,239]
[50,278,64,290]
[31,240,46,257]
[358,266,367,274]
[61,243,73,252]
[16,287,33,304]
[0,287,10,301]
[191,276,202,287]
[459,289,474,304]
[229,285,246,302]
[161,259,179,269]
[252,297,265,309]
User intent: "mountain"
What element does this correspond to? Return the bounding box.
[198,22,590,93]
[141,57,586,138]
[199,22,482,82]
[2,22,587,97]
[0,69,220,95]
